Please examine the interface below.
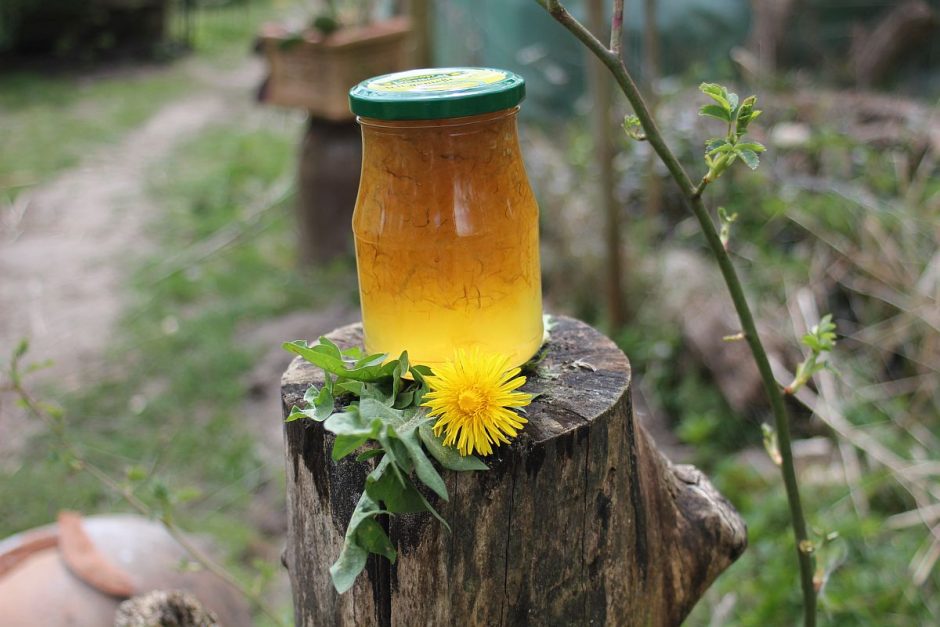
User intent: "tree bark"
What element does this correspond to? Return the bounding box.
[280,316,746,626]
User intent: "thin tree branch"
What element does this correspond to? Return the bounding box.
[586,0,626,327]
[610,0,624,55]
[536,1,818,624]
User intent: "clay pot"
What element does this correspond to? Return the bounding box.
[0,513,251,627]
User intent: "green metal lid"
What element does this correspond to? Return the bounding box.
[348,67,525,120]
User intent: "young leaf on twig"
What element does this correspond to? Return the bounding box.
[785,315,838,395]
[697,83,766,184]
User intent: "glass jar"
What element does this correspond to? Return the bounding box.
[348,68,543,367]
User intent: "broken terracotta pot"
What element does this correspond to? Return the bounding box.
[0,512,251,627]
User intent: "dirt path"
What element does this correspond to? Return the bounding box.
[0,60,264,462]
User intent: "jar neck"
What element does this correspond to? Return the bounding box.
[356,107,523,165]
[357,106,520,131]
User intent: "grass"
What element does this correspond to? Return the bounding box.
[686,460,940,625]
[0,70,191,198]
[0,116,353,623]
[1,120,274,536]
[0,0,283,200]
[0,2,349,622]
[185,0,276,62]
[606,99,940,624]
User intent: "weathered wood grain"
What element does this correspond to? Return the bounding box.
[281,316,746,626]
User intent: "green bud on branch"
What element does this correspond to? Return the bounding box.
[622,114,646,141]
[717,206,738,250]
[762,423,783,466]
[785,315,837,395]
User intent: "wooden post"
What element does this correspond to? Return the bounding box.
[295,118,361,265]
[280,317,746,626]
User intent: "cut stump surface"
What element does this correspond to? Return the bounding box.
[280,316,746,626]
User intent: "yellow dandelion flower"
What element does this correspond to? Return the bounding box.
[421,348,532,457]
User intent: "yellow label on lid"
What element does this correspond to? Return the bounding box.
[366,68,508,94]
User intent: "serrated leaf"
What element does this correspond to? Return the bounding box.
[355,517,396,562]
[316,336,344,360]
[706,138,729,152]
[391,351,409,404]
[419,423,489,471]
[699,82,730,110]
[409,365,432,406]
[354,353,388,368]
[735,142,766,153]
[377,426,412,474]
[358,382,391,404]
[341,345,365,360]
[334,380,364,396]
[324,408,380,437]
[304,385,320,405]
[736,148,760,170]
[735,96,760,137]
[366,458,427,513]
[399,426,448,500]
[333,433,374,460]
[414,488,450,532]
[802,335,823,352]
[408,365,432,381]
[330,538,367,593]
[356,448,385,462]
[283,340,396,382]
[359,397,405,425]
[727,92,739,113]
[393,389,415,409]
[707,142,735,156]
[285,405,307,422]
[329,492,388,593]
[802,314,837,352]
[699,104,731,122]
[303,384,334,421]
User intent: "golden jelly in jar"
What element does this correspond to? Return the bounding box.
[348,68,543,367]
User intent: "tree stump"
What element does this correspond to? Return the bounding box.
[280,316,746,626]
[296,118,361,265]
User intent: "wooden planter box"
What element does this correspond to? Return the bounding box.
[258,17,412,121]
